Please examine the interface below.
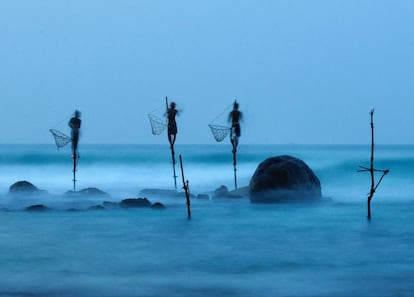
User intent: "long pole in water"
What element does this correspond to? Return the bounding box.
[179,154,191,219]
[233,150,237,190]
[231,131,238,190]
[171,146,178,190]
[166,97,178,190]
[72,153,77,191]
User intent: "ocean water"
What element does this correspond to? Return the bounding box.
[0,144,413,297]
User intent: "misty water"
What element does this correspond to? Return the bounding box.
[0,144,413,296]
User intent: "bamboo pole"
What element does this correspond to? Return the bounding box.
[231,129,238,190]
[171,146,178,191]
[179,155,191,219]
[72,154,77,191]
[233,147,237,190]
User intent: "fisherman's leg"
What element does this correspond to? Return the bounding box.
[232,136,239,153]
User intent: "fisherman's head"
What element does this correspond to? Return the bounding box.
[74,110,81,118]
[233,101,239,110]
[170,102,176,109]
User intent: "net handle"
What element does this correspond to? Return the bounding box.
[209,102,234,125]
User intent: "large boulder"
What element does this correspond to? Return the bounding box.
[9,181,46,195]
[119,198,152,208]
[249,155,321,203]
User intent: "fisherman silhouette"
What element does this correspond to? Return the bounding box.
[228,101,242,153]
[166,102,178,147]
[68,110,81,157]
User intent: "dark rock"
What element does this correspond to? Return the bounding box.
[151,202,165,209]
[66,208,81,212]
[79,187,110,196]
[9,181,45,195]
[212,185,229,198]
[119,198,152,208]
[88,205,106,211]
[249,155,322,203]
[212,185,248,199]
[65,187,110,197]
[197,194,210,200]
[25,204,49,212]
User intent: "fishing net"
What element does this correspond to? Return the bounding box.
[208,124,230,142]
[148,114,166,135]
[50,129,71,149]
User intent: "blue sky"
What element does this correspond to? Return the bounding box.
[1,1,413,144]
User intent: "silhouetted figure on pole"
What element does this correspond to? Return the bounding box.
[166,102,178,147]
[68,110,81,157]
[165,98,179,190]
[228,100,242,189]
[228,101,242,153]
[68,110,81,191]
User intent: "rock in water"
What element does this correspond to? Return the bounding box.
[212,185,229,198]
[119,198,152,208]
[9,181,44,194]
[197,194,210,200]
[25,204,49,212]
[249,155,321,203]
[212,185,249,199]
[65,187,110,197]
[151,202,166,209]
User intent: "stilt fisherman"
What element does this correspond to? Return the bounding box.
[166,102,178,147]
[228,101,242,153]
[68,110,81,158]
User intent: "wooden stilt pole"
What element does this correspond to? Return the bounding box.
[72,153,77,191]
[171,146,177,191]
[358,109,389,220]
[179,155,191,219]
[233,148,237,190]
[231,130,238,190]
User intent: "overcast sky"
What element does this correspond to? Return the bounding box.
[1,1,413,145]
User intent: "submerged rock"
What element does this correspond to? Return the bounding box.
[249,155,321,203]
[138,189,196,200]
[139,188,195,199]
[88,205,106,211]
[197,194,210,200]
[119,198,152,208]
[25,204,50,212]
[65,187,110,197]
[212,185,248,199]
[212,185,229,198]
[151,202,166,209]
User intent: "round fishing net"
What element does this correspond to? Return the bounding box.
[148,114,166,135]
[208,124,230,142]
[49,129,71,149]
